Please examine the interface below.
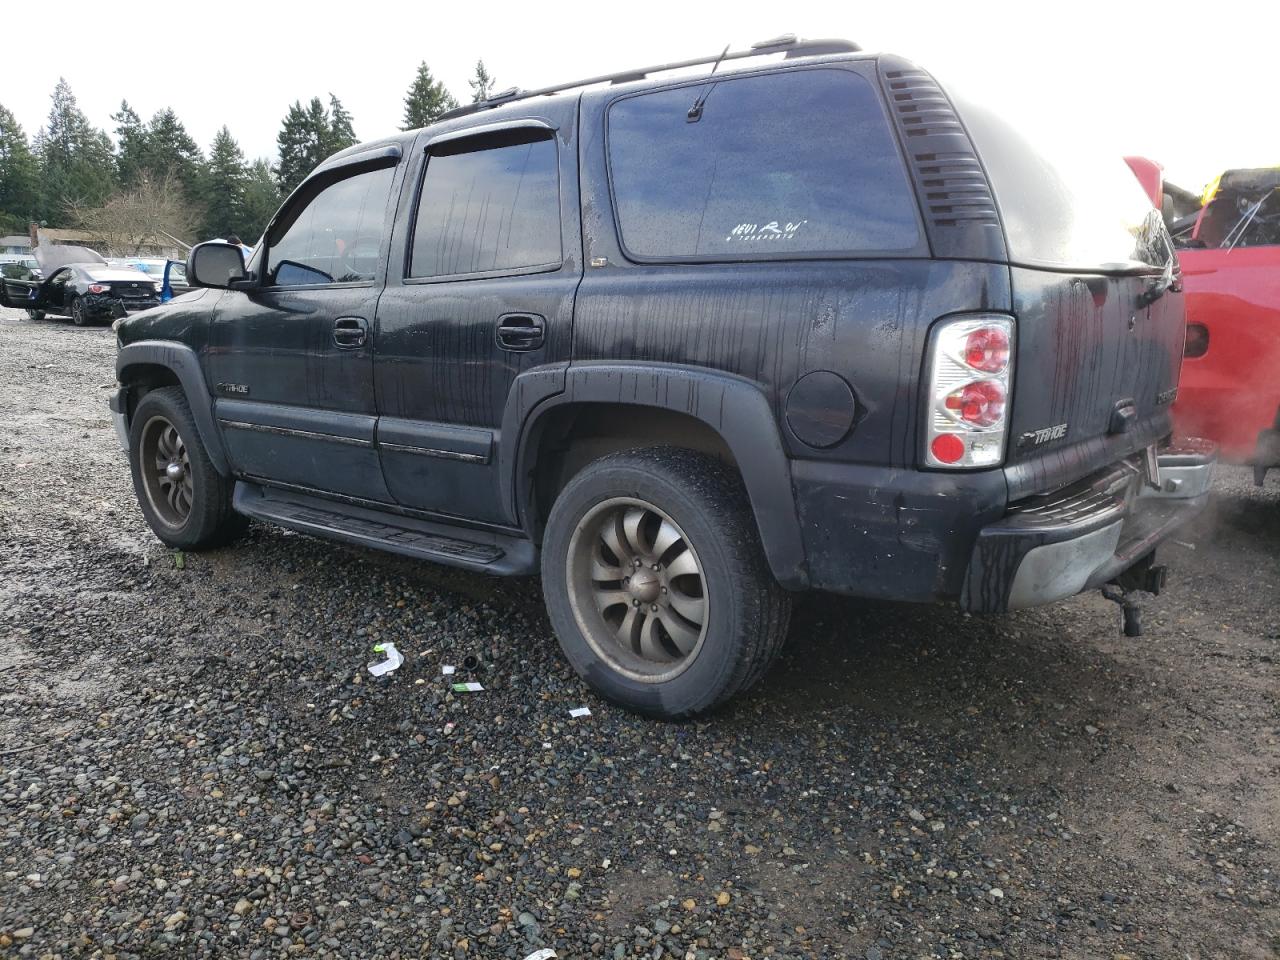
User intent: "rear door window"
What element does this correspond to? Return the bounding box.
[409,131,562,279]
[606,68,921,260]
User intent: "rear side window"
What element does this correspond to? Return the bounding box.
[607,68,920,260]
[267,165,394,286]
[409,132,562,279]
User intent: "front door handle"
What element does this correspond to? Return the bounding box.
[333,316,368,348]
[496,313,545,352]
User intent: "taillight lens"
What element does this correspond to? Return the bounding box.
[963,326,1010,373]
[1184,322,1208,358]
[925,315,1015,469]
[88,283,109,294]
[943,379,1006,427]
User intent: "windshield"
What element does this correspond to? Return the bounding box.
[952,91,1173,273]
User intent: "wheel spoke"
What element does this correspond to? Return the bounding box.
[622,507,649,557]
[657,610,700,655]
[638,614,668,661]
[599,515,628,564]
[665,548,700,580]
[652,519,682,558]
[590,544,625,583]
[166,480,182,511]
[666,586,705,624]
[616,607,642,652]
[593,589,631,613]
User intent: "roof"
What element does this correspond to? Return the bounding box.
[0,235,30,248]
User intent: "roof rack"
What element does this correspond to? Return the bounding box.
[436,35,861,122]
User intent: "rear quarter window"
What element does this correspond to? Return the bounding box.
[607,68,922,261]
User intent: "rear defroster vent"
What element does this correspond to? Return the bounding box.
[879,60,1006,259]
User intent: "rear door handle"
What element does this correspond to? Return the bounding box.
[496,313,545,352]
[333,316,368,348]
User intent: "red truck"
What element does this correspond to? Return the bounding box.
[1128,159,1280,485]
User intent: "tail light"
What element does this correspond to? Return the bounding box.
[925,315,1015,468]
[88,283,110,294]
[1184,322,1209,358]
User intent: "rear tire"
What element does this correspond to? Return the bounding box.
[128,386,248,549]
[70,296,88,326]
[541,447,791,719]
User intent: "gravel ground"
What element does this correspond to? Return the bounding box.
[0,305,1277,960]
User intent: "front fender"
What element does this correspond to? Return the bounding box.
[508,361,808,589]
[115,340,229,475]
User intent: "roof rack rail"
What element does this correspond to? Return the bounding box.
[435,35,861,122]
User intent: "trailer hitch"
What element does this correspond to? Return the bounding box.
[1100,555,1168,637]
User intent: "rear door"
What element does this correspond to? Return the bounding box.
[204,157,400,501]
[373,103,582,525]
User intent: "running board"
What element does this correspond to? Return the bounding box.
[232,482,537,575]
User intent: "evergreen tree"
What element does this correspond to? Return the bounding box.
[275,101,318,195]
[275,96,357,194]
[469,60,496,103]
[112,100,147,187]
[36,78,115,219]
[140,108,203,195]
[200,126,247,239]
[241,158,280,242]
[402,62,458,129]
[327,94,357,153]
[0,103,40,229]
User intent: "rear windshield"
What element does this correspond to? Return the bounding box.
[607,68,921,261]
[954,93,1172,273]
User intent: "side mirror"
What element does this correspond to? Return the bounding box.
[187,241,247,289]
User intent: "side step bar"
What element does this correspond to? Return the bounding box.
[232,482,537,576]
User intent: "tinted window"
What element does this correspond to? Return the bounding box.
[955,92,1173,271]
[607,69,919,260]
[267,165,394,286]
[410,133,561,278]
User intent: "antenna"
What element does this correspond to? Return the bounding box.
[687,44,731,122]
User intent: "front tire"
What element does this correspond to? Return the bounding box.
[128,386,247,549]
[26,309,45,321]
[70,296,88,326]
[541,447,791,719]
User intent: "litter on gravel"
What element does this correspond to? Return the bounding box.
[569,706,592,718]
[451,681,484,693]
[367,642,404,677]
[441,664,457,675]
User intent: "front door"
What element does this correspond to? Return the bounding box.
[204,160,399,501]
[374,105,582,525]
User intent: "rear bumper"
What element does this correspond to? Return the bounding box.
[960,440,1216,613]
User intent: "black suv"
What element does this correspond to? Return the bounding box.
[96,37,1213,717]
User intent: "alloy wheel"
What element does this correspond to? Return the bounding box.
[138,415,193,528]
[565,497,709,682]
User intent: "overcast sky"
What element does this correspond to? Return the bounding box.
[6,0,1275,193]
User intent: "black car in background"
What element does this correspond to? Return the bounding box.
[1,245,160,325]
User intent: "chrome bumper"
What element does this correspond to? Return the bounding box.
[962,440,1216,613]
